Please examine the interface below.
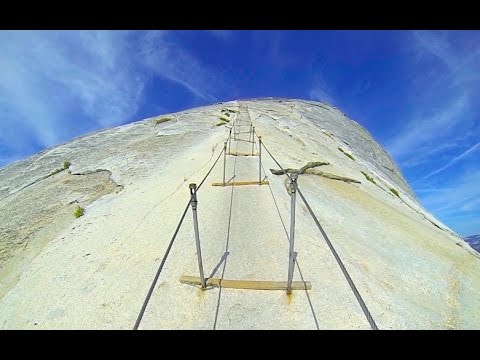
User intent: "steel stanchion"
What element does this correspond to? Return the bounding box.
[287,173,298,294]
[189,183,206,289]
[258,136,262,184]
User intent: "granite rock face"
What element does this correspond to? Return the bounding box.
[0,98,479,329]
[464,235,480,252]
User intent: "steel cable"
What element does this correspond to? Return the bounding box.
[296,187,378,330]
[260,138,378,330]
[133,144,226,330]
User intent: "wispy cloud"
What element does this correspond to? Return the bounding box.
[387,94,468,158]
[400,141,461,168]
[138,31,222,102]
[413,142,480,183]
[0,30,145,156]
[0,30,222,167]
[413,30,480,87]
[384,31,480,235]
[415,187,457,193]
[418,167,480,236]
[387,31,479,167]
[21,31,143,123]
[309,63,336,106]
[309,86,336,105]
[207,30,234,40]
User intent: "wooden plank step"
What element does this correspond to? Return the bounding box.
[233,139,255,143]
[212,180,269,186]
[227,152,258,156]
[180,275,312,291]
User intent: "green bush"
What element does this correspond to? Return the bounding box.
[155,117,172,125]
[390,188,400,198]
[49,160,71,177]
[324,132,335,140]
[338,147,355,161]
[50,168,63,176]
[216,122,226,126]
[219,116,229,122]
[74,206,85,218]
[361,171,376,184]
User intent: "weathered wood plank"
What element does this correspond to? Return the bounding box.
[211,180,270,186]
[227,152,258,156]
[180,275,312,290]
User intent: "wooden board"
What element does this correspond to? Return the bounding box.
[180,275,312,291]
[212,180,269,186]
[233,139,255,143]
[227,152,258,156]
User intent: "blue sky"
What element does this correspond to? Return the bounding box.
[0,30,479,236]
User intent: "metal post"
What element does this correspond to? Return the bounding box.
[189,183,206,289]
[228,128,232,155]
[258,136,262,184]
[251,126,254,155]
[223,141,227,186]
[287,173,298,294]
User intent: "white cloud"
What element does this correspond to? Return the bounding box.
[418,168,480,235]
[387,94,468,158]
[308,85,335,105]
[386,31,479,166]
[413,30,480,87]
[415,187,457,193]
[0,30,144,148]
[413,31,455,69]
[0,30,222,166]
[400,140,462,168]
[421,168,480,211]
[384,31,480,235]
[138,31,221,102]
[207,30,234,40]
[309,70,336,106]
[309,59,337,106]
[413,142,480,183]
[309,86,335,105]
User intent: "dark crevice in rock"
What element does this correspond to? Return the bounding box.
[71,169,112,176]
[0,168,122,298]
[382,165,395,173]
[0,167,70,204]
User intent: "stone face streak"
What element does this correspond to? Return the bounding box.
[269,161,330,175]
[0,169,121,298]
[0,98,479,329]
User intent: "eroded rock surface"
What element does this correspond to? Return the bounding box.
[0,98,478,330]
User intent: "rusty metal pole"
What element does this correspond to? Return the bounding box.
[251,126,254,155]
[223,141,227,186]
[189,183,206,289]
[287,173,298,294]
[258,136,262,184]
[252,127,256,155]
